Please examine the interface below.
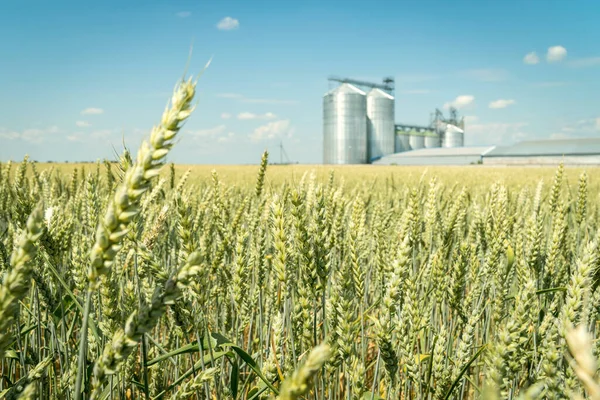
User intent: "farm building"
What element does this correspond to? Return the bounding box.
[373,146,495,166]
[483,138,600,166]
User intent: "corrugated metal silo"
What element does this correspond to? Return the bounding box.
[323,84,367,164]
[395,133,410,153]
[444,124,465,148]
[424,133,441,148]
[409,132,425,150]
[367,89,395,162]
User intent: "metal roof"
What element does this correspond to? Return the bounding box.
[323,83,366,97]
[368,88,394,100]
[486,138,600,157]
[376,146,495,159]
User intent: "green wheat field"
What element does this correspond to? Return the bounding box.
[2,75,600,400]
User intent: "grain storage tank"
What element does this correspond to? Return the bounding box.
[409,130,425,150]
[323,83,367,164]
[424,131,441,148]
[366,89,395,162]
[444,124,464,148]
[395,131,410,153]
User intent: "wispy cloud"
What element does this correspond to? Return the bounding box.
[66,133,83,142]
[217,132,236,143]
[186,125,236,144]
[443,95,475,110]
[0,129,19,140]
[216,93,297,105]
[76,121,91,128]
[467,122,529,145]
[523,52,540,65]
[489,99,516,109]
[567,57,600,68]
[90,129,115,140]
[547,45,567,62]
[559,117,600,135]
[459,69,510,82]
[188,125,227,138]
[249,120,294,142]
[237,112,277,120]
[0,126,60,144]
[464,116,478,124]
[217,93,244,99]
[81,107,104,115]
[176,11,191,18]
[221,113,232,119]
[217,17,239,31]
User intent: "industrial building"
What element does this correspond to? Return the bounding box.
[483,138,600,165]
[374,146,495,166]
[322,76,600,166]
[323,76,465,164]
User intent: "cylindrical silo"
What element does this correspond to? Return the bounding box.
[323,83,367,164]
[409,131,425,150]
[366,89,395,162]
[395,133,410,153]
[424,132,441,148]
[444,124,464,148]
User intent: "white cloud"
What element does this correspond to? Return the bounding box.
[66,133,84,142]
[249,120,294,142]
[523,52,539,65]
[0,126,59,144]
[567,57,600,68]
[90,129,114,140]
[460,69,509,82]
[217,93,244,99]
[467,122,529,145]
[489,99,516,109]
[444,95,475,110]
[221,113,232,119]
[547,46,567,63]
[550,133,571,140]
[560,118,600,135]
[81,107,104,115]
[176,11,191,18]
[550,117,600,140]
[464,116,478,124]
[76,121,91,127]
[0,129,19,140]
[217,17,239,31]
[217,132,236,143]
[189,125,227,138]
[237,112,277,120]
[186,125,236,144]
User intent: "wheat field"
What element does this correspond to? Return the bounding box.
[1,74,600,400]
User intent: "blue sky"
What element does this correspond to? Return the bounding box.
[1,0,600,164]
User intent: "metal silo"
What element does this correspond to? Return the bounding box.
[424,132,441,148]
[409,131,425,150]
[444,124,464,148]
[323,83,367,164]
[395,132,410,153]
[367,88,395,162]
